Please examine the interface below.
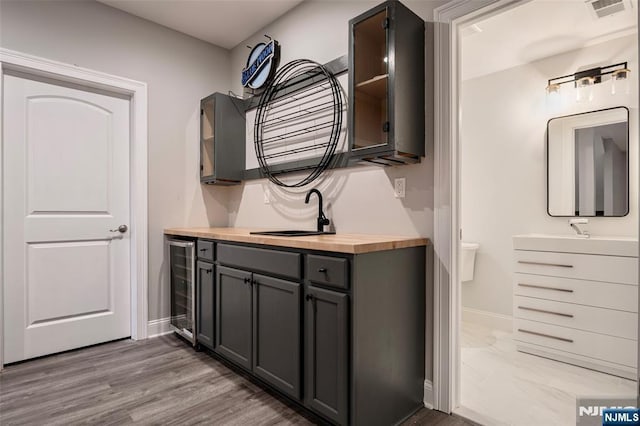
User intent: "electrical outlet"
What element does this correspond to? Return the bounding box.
[394,177,406,199]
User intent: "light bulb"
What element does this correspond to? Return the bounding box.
[546,83,561,95]
[611,68,631,96]
[576,77,595,103]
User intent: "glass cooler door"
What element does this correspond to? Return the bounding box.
[169,240,195,343]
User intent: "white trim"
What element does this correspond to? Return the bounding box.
[147,318,174,338]
[461,307,512,333]
[453,405,509,426]
[432,0,527,413]
[423,380,434,409]
[0,49,149,369]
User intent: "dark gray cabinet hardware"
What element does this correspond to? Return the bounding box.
[252,274,301,400]
[196,260,214,350]
[307,255,349,290]
[348,1,427,165]
[200,93,245,185]
[305,294,314,301]
[196,240,214,262]
[305,286,348,425]
[215,266,252,369]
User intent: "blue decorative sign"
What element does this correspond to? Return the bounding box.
[241,40,280,90]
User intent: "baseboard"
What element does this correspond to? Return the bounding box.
[462,307,512,332]
[423,380,434,409]
[147,317,173,338]
[454,405,509,426]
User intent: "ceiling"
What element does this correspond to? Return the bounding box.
[98,0,304,50]
[461,0,638,80]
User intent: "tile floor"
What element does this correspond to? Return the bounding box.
[458,321,636,425]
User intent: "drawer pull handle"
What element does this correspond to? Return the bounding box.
[518,283,573,293]
[518,328,573,343]
[318,267,327,273]
[518,261,573,268]
[200,248,208,252]
[517,306,574,318]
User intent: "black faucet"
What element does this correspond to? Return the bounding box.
[305,189,330,232]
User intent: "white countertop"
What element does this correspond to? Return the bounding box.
[513,233,639,257]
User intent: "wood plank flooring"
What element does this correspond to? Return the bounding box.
[0,335,473,425]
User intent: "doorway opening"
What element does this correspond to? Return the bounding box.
[454,1,639,424]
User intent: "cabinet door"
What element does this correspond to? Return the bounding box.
[196,261,215,349]
[215,265,252,369]
[252,274,301,400]
[305,286,349,425]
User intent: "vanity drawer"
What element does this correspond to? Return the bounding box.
[514,318,637,367]
[217,244,301,280]
[306,255,349,290]
[514,295,636,339]
[197,239,214,262]
[514,250,637,285]
[513,274,638,312]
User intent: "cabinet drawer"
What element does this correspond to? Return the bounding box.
[513,274,638,312]
[197,240,214,262]
[306,255,349,290]
[514,250,637,285]
[514,295,637,339]
[217,244,301,280]
[514,318,637,367]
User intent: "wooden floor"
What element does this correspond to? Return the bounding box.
[0,335,473,425]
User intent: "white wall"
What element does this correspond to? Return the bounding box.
[227,0,445,237]
[0,0,232,321]
[461,35,638,317]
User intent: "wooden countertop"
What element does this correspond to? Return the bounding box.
[164,227,429,254]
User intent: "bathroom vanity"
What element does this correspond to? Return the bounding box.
[165,228,428,426]
[512,234,638,379]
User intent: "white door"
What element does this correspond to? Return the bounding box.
[2,72,131,363]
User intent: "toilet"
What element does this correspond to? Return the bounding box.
[461,242,480,282]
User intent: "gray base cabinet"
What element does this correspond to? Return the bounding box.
[215,266,252,369]
[305,286,349,425]
[253,274,301,400]
[196,261,215,349]
[193,238,426,426]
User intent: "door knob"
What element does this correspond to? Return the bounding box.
[110,225,128,233]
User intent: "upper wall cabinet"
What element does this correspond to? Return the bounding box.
[348,0,426,165]
[200,93,245,185]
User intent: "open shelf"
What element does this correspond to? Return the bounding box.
[202,99,214,140]
[355,74,388,99]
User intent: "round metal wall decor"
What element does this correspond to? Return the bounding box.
[254,59,344,188]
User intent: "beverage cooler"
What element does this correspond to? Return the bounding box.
[168,239,195,345]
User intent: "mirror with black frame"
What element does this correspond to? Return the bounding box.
[547,107,629,217]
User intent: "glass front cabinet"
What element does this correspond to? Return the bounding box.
[200,92,246,185]
[349,1,426,165]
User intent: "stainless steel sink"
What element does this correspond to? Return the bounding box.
[250,230,336,237]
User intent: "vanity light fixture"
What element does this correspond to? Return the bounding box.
[611,67,631,95]
[545,62,630,102]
